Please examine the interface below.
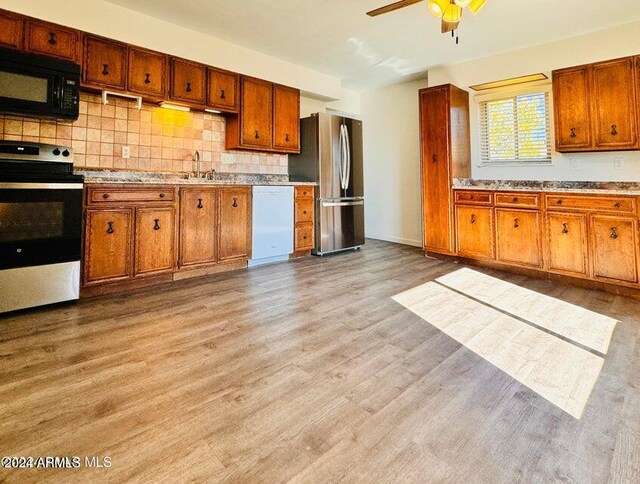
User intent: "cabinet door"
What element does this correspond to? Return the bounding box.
[455,206,494,259]
[135,207,175,276]
[546,212,589,277]
[273,84,300,152]
[294,224,314,251]
[218,187,251,261]
[420,86,452,254]
[591,58,638,149]
[83,36,127,90]
[179,189,217,267]
[240,77,273,149]
[127,46,167,98]
[207,67,239,112]
[553,67,592,151]
[84,209,133,285]
[0,10,23,50]
[170,58,206,105]
[495,209,542,267]
[590,215,638,283]
[24,20,80,62]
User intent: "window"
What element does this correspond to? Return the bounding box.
[479,91,551,164]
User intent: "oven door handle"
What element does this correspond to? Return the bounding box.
[0,183,84,190]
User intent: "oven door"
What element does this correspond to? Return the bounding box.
[0,183,83,270]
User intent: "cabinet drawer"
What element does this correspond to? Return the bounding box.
[295,185,314,199]
[295,199,314,224]
[454,190,493,206]
[295,223,314,250]
[88,187,175,204]
[495,192,540,209]
[545,194,635,214]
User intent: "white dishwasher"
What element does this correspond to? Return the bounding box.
[249,186,294,267]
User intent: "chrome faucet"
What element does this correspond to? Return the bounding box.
[193,150,201,178]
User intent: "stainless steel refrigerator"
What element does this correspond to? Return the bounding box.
[289,113,365,255]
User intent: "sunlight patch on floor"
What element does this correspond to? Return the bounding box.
[436,268,618,354]
[392,280,608,419]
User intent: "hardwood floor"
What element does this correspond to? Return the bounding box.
[0,239,639,483]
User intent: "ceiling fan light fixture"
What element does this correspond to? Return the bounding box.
[454,0,472,7]
[442,2,463,23]
[428,0,449,18]
[468,0,488,15]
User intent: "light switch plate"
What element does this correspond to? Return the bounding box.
[570,158,579,171]
[122,146,130,159]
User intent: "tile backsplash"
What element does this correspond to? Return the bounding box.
[0,92,288,175]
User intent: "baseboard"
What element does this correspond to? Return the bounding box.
[366,234,422,247]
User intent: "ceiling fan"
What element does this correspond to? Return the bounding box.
[367,0,488,35]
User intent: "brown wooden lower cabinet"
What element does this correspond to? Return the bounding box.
[545,212,589,277]
[590,215,639,283]
[218,187,251,262]
[455,205,494,259]
[294,186,315,252]
[495,208,543,268]
[134,207,175,276]
[179,188,217,267]
[84,208,133,285]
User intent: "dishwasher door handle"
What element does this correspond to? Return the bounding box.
[321,200,364,207]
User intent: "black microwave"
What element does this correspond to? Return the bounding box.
[0,47,80,121]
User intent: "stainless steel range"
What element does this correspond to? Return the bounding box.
[0,141,84,314]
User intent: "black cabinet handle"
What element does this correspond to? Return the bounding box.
[570,127,577,138]
[514,218,520,229]
[186,82,192,93]
[285,134,290,142]
[255,130,260,139]
[562,223,569,234]
[614,202,621,209]
[102,193,110,199]
[197,198,203,209]
[159,193,165,198]
[610,227,618,240]
[513,197,519,203]
[471,214,477,225]
[220,89,226,99]
[556,199,563,205]
[432,154,438,163]
[102,64,109,76]
[232,197,238,208]
[144,73,151,84]
[106,221,114,234]
[611,124,618,136]
[153,219,160,231]
[48,32,57,45]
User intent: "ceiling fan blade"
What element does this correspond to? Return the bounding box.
[366,0,424,17]
[441,19,460,33]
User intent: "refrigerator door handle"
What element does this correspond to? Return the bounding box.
[321,200,364,207]
[341,124,348,191]
[344,124,351,191]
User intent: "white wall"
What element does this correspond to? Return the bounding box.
[361,78,427,247]
[429,20,640,182]
[2,0,360,113]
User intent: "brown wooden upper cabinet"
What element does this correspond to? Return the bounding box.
[553,56,638,152]
[207,67,239,113]
[24,19,80,62]
[0,10,23,50]
[170,57,206,106]
[553,66,592,151]
[226,76,273,151]
[83,35,127,90]
[273,84,301,152]
[127,46,167,99]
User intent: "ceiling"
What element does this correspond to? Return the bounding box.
[105,0,640,91]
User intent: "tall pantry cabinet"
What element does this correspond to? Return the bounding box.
[419,84,471,255]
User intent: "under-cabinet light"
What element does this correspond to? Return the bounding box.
[159,102,191,112]
[205,109,222,114]
[469,73,548,92]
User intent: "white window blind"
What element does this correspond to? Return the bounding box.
[479,91,551,164]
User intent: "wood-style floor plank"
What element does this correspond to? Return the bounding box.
[0,239,639,483]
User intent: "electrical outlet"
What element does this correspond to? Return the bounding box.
[122,146,130,159]
[614,157,624,170]
[570,158,580,171]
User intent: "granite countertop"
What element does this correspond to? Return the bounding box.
[453,179,640,196]
[77,170,316,186]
